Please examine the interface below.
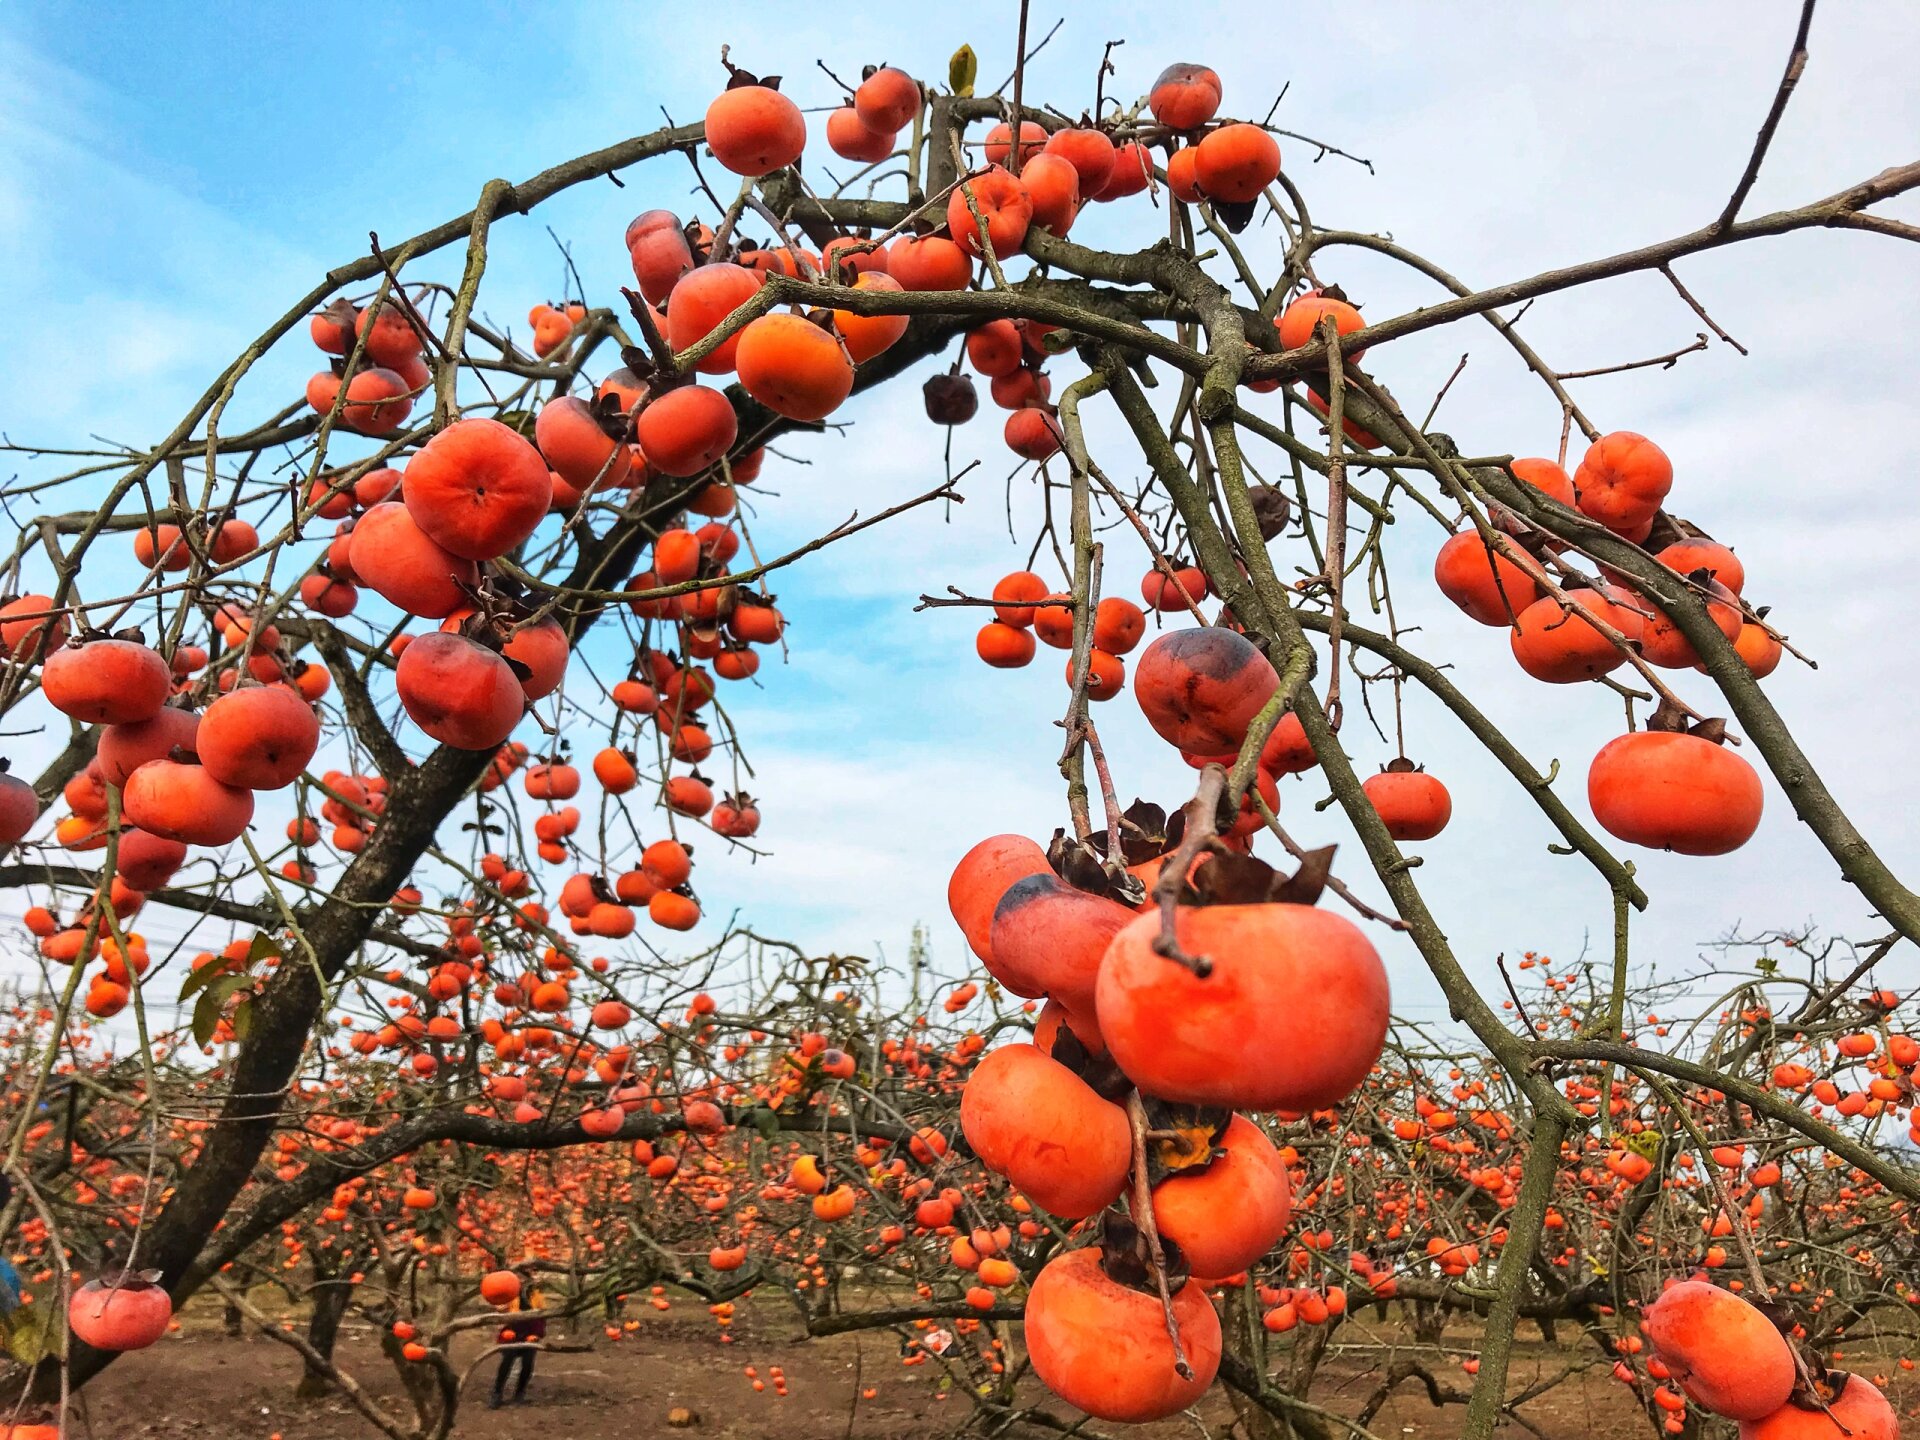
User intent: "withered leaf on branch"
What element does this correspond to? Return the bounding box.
[1184,846,1337,908]
[1098,1211,1191,1294]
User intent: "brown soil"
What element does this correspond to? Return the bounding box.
[51,1295,1920,1440]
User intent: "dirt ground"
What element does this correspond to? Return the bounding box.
[53,1295,1920,1440]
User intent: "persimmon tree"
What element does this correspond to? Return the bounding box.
[2,4,1918,1438]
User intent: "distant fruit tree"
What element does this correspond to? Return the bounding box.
[2,7,1918,1439]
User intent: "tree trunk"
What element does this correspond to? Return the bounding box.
[296,1271,352,1398]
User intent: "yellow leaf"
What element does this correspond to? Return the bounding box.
[949,45,978,99]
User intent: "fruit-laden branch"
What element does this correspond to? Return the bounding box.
[181,1102,915,1295]
[1534,1038,1920,1201]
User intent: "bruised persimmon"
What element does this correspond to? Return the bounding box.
[989,872,1137,1011]
[960,1044,1130,1218]
[1134,626,1279,754]
[1148,63,1223,130]
[1097,901,1389,1111]
[735,314,855,423]
[625,209,696,305]
[1033,995,1105,1057]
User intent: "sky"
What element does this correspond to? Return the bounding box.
[3,2,1919,1029]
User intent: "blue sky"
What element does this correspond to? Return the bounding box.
[4,4,1920,1026]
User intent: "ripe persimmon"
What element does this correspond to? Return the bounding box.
[888,234,972,292]
[982,119,1047,167]
[666,263,762,375]
[1004,408,1062,460]
[67,1279,172,1352]
[705,77,806,177]
[42,638,170,726]
[1194,123,1281,203]
[536,396,631,491]
[1433,531,1540,626]
[977,622,1036,668]
[1020,153,1081,236]
[1277,290,1365,356]
[1588,731,1763,856]
[1739,1375,1896,1440]
[197,685,319,791]
[1575,431,1673,536]
[123,757,254,847]
[1508,589,1637,683]
[1641,1280,1794,1421]
[1362,763,1452,842]
[348,503,478,619]
[947,167,1033,259]
[1097,901,1389,1111]
[636,384,738,477]
[1033,136,1113,210]
[849,65,918,132]
[735,314,855,423]
[395,632,526,751]
[960,1044,1130,1218]
[97,706,201,787]
[947,834,1049,964]
[402,418,552,562]
[1025,1246,1221,1423]
[1150,1114,1292,1277]
[833,272,909,363]
[826,106,897,163]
